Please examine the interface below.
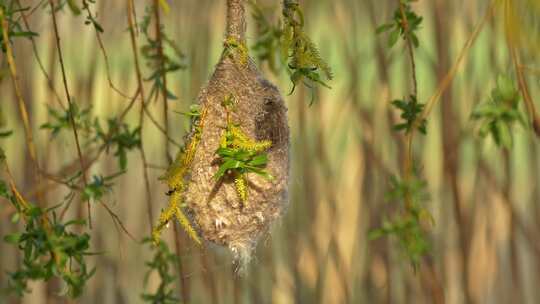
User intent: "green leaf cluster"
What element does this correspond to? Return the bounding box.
[391,94,426,134]
[141,239,179,304]
[41,105,141,170]
[281,0,333,97]
[0,2,38,53]
[214,98,273,204]
[376,0,423,48]
[1,181,94,298]
[369,174,433,270]
[41,103,93,137]
[369,213,430,271]
[82,0,104,33]
[140,5,187,101]
[248,0,282,73]
[214,127,272,205]
[93,118,141,170]
[471,75,525,149]
[81,172,124,202]
[214,147,271,181]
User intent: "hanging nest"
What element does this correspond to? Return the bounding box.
[154,0,290,267]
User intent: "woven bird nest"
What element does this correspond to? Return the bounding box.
[154,0,290,267]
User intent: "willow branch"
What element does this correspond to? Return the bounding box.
[48,0,92,227]
[143,105,181,147]
[0,7,43,205]
[15,0,65,110]
[405,0,496,183]
[419,0,495,122]
[395,0,419,211]
[127,0,154,234]
[503,2,540,138]
[153,0,171,163]
[397,0,418,97]
[99,200,136,241]
[82,0,131,99]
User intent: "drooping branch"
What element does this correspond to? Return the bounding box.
[48,0,92,227]
[153,0,172,163]
[1,7,44,206]
[126,0,154,234]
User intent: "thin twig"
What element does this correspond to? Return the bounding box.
[82,0,132,99]
[397,0,418,97]
[127,0,154,234]
[143,105,182,147]
[504,2,540,137]
[119,87,141,120]
[153,0,172,163]
[395,0,418,211]
[15,0,65,110]
[419,0,496,122]
[519,65,540,75]
[13,0,46,24]
[27,147,103,199]
[153,4,191,300]
[99,200,136,241]
[48,0,92,228]
[404,0,496,199]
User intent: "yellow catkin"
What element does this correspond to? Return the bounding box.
[153,108,208,245]
[174,203,201,244]
[234,174,248,205]
[230,126,272,152]
[220,132,228,148]
[229,125,249,142]
[242,139,272,152]
[223,36,248,65]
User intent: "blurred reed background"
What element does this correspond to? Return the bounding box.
[0,0,539,303]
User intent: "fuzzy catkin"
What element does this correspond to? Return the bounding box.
[181,0,290,268]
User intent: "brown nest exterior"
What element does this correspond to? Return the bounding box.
[155,0,290,266]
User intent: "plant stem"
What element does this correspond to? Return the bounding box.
[395,5,443,299]
[1,7,44,206]
[393,0,418,214]
[173,224,190,303]
[153,0,172,163]
[504,1,540,138]
[432,0,471,302]
[419,0,495,123]
[153,2,190,300]
[405,0,495,208]
[397,0,418,98]
[48,0,92,227]
[82,0,131,99]
[127,0,154,234]
[15,0,65,110]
